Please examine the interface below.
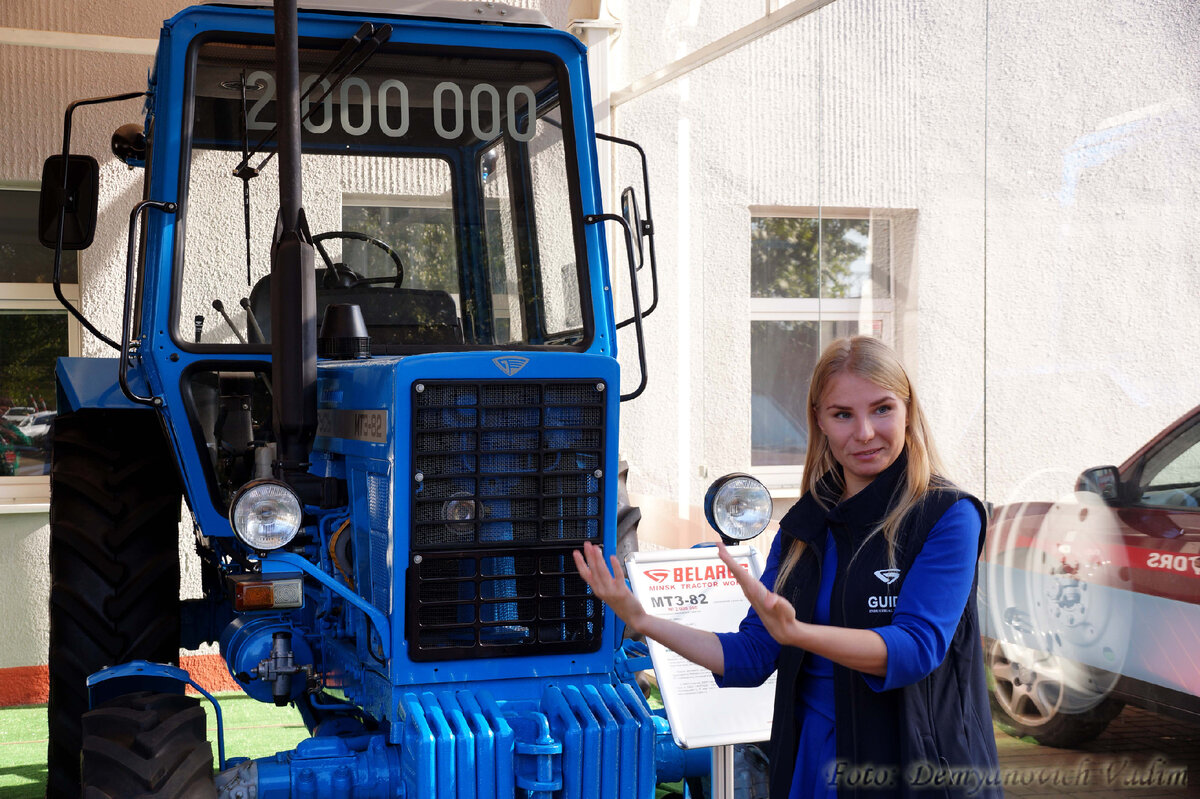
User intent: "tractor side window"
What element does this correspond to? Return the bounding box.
[481,106,584,346]
[482,139,524,344]
[341,202,459,296]
[528,106,584,340]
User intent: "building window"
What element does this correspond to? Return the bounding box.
[0,186,81,508]
[749,209,896,483]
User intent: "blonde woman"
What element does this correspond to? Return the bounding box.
[575,337,1000,798]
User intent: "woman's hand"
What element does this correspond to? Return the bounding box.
[716,542,888,675]
[573,541,648,634]
[716,542,806,648]
[574,541,727,673]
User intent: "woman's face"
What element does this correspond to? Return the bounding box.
[815,371,907,498]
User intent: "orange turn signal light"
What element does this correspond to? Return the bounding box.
[231,576,303,611]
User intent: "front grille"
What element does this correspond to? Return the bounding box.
[408,379,606,660]
[408,549,600,657]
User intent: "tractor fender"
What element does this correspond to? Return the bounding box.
[56,356,154,412]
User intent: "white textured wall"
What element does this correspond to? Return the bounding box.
[609,0,769,90]
[0,513,51,669]
[0,2,180,37]
[981,0,1200,503]
[0,44,152,357]
[910,0,987,492]
[597,0,1198,547]
[609,0,956,523]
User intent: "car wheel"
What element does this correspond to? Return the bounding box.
[982,488,1132,750]
[987,638,1123,747]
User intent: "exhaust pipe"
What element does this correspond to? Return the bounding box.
[269,0,317,485]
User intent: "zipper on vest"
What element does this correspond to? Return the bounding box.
[782,538,821,797]
[833,523,863,778]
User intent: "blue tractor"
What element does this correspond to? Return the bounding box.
[38,2,694,796]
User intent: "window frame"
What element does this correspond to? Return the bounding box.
[748,206,898,495]
[1,183,84,508]
[0,268,83,512]
[1132,413,1200,508]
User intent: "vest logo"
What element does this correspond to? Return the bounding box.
[492,356,530,376]
[874,568,901,585]
[868,595,898,613]
[645,569,671,584]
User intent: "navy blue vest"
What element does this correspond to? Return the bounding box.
[768,454,1001,798]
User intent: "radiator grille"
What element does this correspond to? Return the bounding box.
[408,379,606,660]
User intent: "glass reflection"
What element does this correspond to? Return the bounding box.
[0,311,66,476]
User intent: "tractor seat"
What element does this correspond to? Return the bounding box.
[248,269,463,350]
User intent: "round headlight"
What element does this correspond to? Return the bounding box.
[704,474,773,542]
[230,479,303,550]
[443,491,477,535]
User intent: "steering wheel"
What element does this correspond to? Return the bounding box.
[312,231,404,289]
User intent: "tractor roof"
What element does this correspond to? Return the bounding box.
[202,1,551,28]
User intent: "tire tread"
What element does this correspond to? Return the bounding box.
[47,411,183,799]
[81,692,215,799]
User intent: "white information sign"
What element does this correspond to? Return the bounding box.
[625,546,776,749]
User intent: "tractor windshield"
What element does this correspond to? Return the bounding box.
[176,36,589,352]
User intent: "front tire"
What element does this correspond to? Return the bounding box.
[47,410,183,799]
[81,691,215,798]
[987,638,1123,747]
[615,459,642,562]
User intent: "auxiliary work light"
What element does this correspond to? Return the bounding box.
[230,479,303,550]
[704,474,773,543]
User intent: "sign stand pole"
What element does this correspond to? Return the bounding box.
[712,744,734,799]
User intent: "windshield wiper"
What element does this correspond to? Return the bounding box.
[232,21,392,180]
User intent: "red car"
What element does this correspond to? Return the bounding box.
[980,404,1200,745]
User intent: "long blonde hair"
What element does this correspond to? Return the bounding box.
[775,336,945,591]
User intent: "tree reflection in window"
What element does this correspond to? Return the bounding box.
[751,217,888,300]
[0,311,67,476]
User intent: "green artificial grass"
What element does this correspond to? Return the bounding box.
[206,693,310,760]
[0,694,309,799]
[0,704,50,799]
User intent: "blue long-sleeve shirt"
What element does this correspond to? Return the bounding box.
[714,498,981,692]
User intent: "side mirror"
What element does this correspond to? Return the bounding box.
[38,154,99,251]
[704,473,773,544]
[1076,465,1121,502]
[620,186,644,270]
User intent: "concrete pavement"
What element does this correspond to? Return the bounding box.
[995,707,1199,798]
